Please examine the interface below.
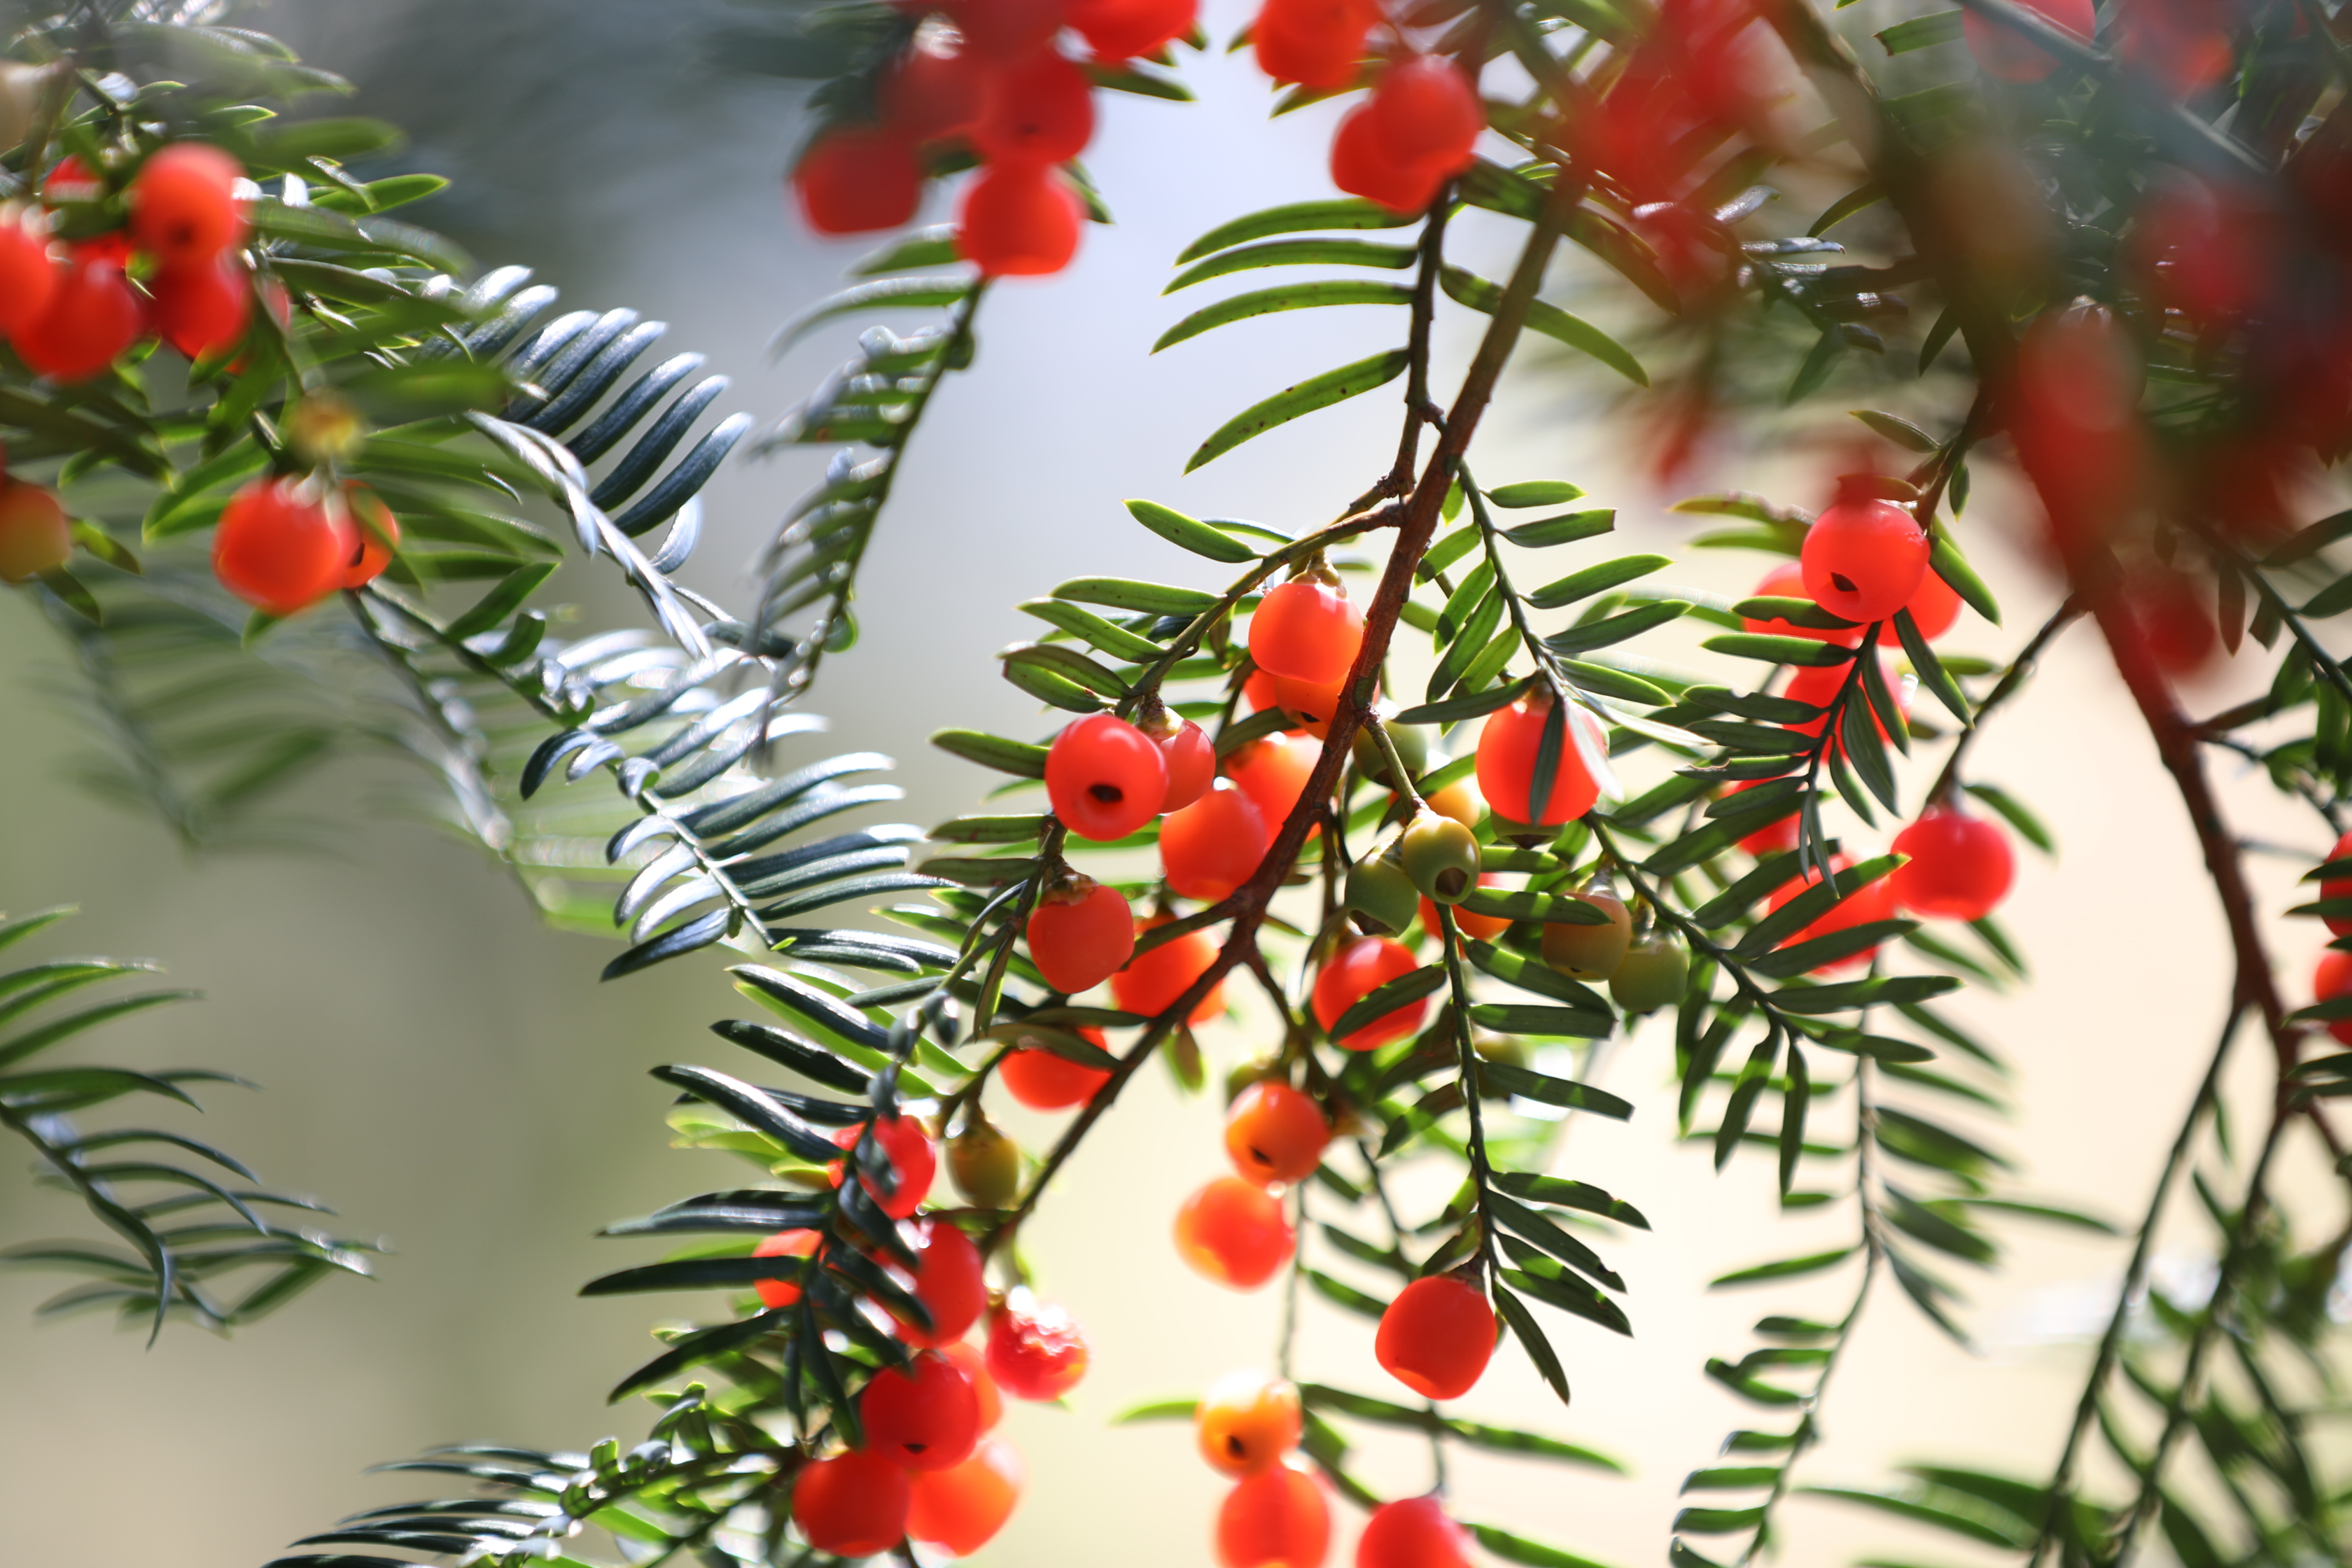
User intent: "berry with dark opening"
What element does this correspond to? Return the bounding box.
[1611,934,1689,1014]
[1400,811,1480,904]
[1764,856,1898,972]
[1067,0,1196,59]
[1112,914,1226,1021]
[1374,1273,1496,1401]
[1162,779,1273,902]
[1250,577,1363,684]
[0,480,71,584]
[973,50,1096,164]
[986,1298,1089,1401]
[2318,830,2352,937]
[1026,876,1135,993]
[1963,0,2095,80]
[11,253,143,382]
[960,161,1086,275]
[752,1229,818,1310]
[1357,1496,1474,1568]
[792,127,923,235]
[792,1449,911,1558]
[1175,1175,1295,1290]
[1311,936,1427,1051]
[0,206,57,336]
[340,484,401,589]
[1223,1081,1329,1186]
[130,142,246,267]
[1800,494,1929,624]
[1216,1463,1332,1568]
[2314,950,2352,1046]
[1476,695,1606,825]
[1226,731,1320,836]
[1143,709,1216,811]
[1196,1370,1303,1478]
[1891,806,2015,922]
[860,1350,982,1471]
[212,477,356,617]
[998,1026,1113,1110]
[1346,850,1420,937]
[150,253,250,360]
[1541,881,1632,981]
[1046,712,1168,841]
[1742,559,1861,645]
[906,1437,1023,1557]
[895,1218,988,1348]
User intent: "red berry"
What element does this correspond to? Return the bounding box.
[1311,936,1427,1051]
[862,1350,983,1471]
[2318,830,2352,938]
[842,1114,937,1219]
[1066,0,1196,60]
[1366,56,1483,175]
[881,39,988,143]
[1146,712,1216,811]
[1250,578,1364,684]
[1162,779,1273,902]
[906,1436,1024,1556]
[943,1342,1003,1429]
[1782,655,1910,746]
[1027,878,1135,994]
[959,160,1084,276]
[1905,563,1962,640]
[1217,1464,1330,1568]
[974,50,1097,164]
[1196,1370,1303,1478]
[947,0,1068,62]
[1420,874,1511,943]
[1475,695,1606,825]
[0,207,57,336]
[1721,778,1799,857]
[1800,496,1928,624]
[41,155,103,206]
[1046,713,1168,841]
[1271,672,1350,739]
[2314,950,2352,1046]
[1891,806,2015,923]
[793,127,923,236]
[0,480,71,584]
[11,254,144,382]
[1226,731,1322,836]
[1742,560,1861,646]
[341,484,401,590]
[2011,304,2149,560]
[1962,0,2094,80]
[213,477,357,617]
[986,1297,1089,1401]
[1223,1081,1329,1186]
[999,1027,1113,1110]
[1112,914,1226,1021]
[792,1449,911,1557]
[1763,855,1898,972]
[1243,666,1282,714]
[1175,1175,1295,1289]
[130,143,247,267]
[1357,1496,1473,1568]
[150,253,251,360]
[896,1218,989,1348]
[1331,104,1448,214]
[2129,172,2268,323]
[1373,1273,1495,1401]
[2119,566,2217,676]
[753,1228,819,1310]
[1252,0,1373,89]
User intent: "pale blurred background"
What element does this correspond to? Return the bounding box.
[0,1,2344,1564]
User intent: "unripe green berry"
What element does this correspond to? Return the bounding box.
[1352,720,1428,788]
[946,1114,1021,1209]
[1541,878,1632,981]
[1346,850,1420,936]
[1400,811,1480,904]
[1472,1032,1531,1070]
[1610,934,1688,1014]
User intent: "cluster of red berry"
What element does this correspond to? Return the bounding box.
[792,0,1196,274]
[0,144,267,381]
[2306,833,2352,1047]
[745,1115,1089,1555]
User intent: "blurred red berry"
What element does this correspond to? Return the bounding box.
[881,38,988,143]
[998,1028,1113,1110]
[986,1298,1089,1400]
[753,1228,818,1310]
[793,127,923,235]
[792,1449,910,1557]
[958,161,1084,276]
[130,142,246,267]
[0,479,71,584]
[150,253,251,360]
[213,477,356,617]
[1891,806,2015,923]
[0,207,57,336]
[1217,1464,1331,1568]
[1066,0,1196,62]
[1374,1274,1494,1400]
[906,1437,1023,1556]
[11,253,144,382]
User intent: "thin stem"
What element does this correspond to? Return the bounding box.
[1384,195,1453,497]
[1436,904,1499,1276]
[2028,1006,2249,1565]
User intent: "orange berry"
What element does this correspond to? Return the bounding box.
[1223,1081,1329,1186]
[340,483,400,590]
[1250,578,1364,685]
[1763,855,1898,972]
[1175,1175,1294,1289]
[792,127,922,235]
[972,50,1096,164]
[1046,713,1167,841]
[1357,1495,1473,1568]
[1026,877,1135,994]
[1226,731,1322,836]
[752,1228,818,1310]
[1144,710,1217,811]
[958,161,1084,276]
[1112,914,1226,1021]
[998,1028,1112,1111]
[1890,806,2015,923]
[834,1115,936,1219]
[941,1342,1002,1430]
[1800,496,1929,624]
[986,1298,1089,1401]
[1421,874,1510,943]
[1741,559,1861,645]
[906,1436,1023,1556]
[1196,1368,1303,1477]
[212,477,357,617]
[895,1218,989,1349]
[1252,0,1374,89]
[1311,936,1427,1051]
[130,142,246,265]
[1067,0,1196,59]
[1215,1462,1331,1568]
[1374,1274,1495,1401]
[11,253,143,382]
[149,253,249,360]
[792,1449,910,1556]
[0,206,57,336]
[1475,696,1605,825]
[861,1350,982,1471]
[1162,779,1272,901]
